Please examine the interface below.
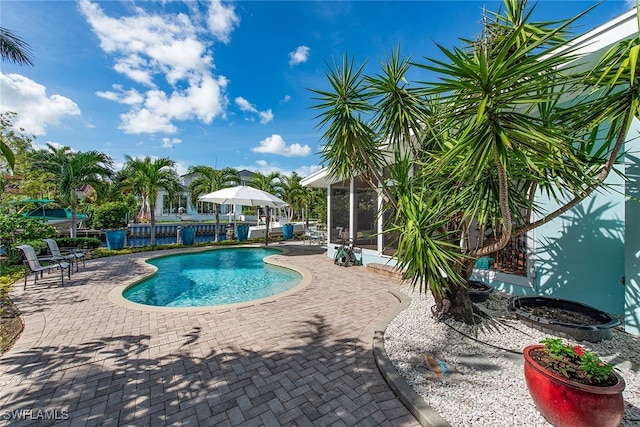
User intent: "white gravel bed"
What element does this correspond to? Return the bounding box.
[384,285,640,427]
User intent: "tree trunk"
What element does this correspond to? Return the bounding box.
[265,208,270,246]
[150,207,156,247]
[433,258,477,323]
[214,204,220,242]
[70,204,77,239]
[433,283,476,323]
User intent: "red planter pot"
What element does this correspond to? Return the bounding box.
[523,345,625,427]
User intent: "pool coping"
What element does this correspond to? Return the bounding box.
[107,244,313,313]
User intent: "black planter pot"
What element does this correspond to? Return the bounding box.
[467,280,493,303]
[509,296,620,342]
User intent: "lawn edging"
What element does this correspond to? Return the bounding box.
[372,289,451,427]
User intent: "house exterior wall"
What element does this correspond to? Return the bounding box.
[624,118,640,334]
[484,119,639,335]
[533,170,626,316]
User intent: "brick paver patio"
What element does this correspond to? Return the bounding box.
[0,243,419,426]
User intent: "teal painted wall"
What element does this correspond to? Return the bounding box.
[531,121,640,321]
[624,119,640,334]
[533,164,626,317]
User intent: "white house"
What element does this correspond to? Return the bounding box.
[154,169,255,222]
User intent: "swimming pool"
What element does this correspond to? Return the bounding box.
[123,247,302,307]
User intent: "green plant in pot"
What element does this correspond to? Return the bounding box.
[523,338,625,427]
[91,202,129,250]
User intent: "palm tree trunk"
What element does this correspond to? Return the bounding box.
[214,204,220,242]
[150,206,156,247]
[70,204,77,239]
[265,208,270,246]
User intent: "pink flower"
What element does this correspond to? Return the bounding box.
[574,346,584,356]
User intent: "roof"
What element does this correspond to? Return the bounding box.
[301,168,335,188]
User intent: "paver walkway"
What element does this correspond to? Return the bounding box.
[0,243,419,426]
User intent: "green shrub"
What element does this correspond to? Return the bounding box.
[0,215,57,266]
[91,202,129,230]
[0,214,56,243]
[55,237,101,250]
[19,239,48,255]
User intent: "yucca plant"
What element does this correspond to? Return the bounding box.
[312,0,637,323]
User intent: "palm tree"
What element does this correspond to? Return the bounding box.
[248,171,283,197]
[31,145,114,238]
[0,112,35,196]
[120,156,180,247]
[248,171,283,245]
[0,28,33,171]
[279,173,305,222]
[312,0,634,323]
[301,187,324,228]
[186,166,240,242]
[0,27,34,66]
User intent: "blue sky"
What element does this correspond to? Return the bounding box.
[0,1,635,178]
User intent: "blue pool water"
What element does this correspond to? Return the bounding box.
[123,247,301,307]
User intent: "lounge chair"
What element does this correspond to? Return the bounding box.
[16,244,71,289]
[43,238,86,272]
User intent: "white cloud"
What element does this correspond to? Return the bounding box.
[281,95,291,104]
[235,97,273,124]
[233,159,282,175]
[295,164,323,178]
[235,96,257,112]
[206,0,240,43]
[112,55,153,85]
[259,109,273,124]
[162,137,182,148]
[252,134,311,157]
[32,141,67,151]
[96,85,144,105]
[120,108,177,134]
[0,73,80,136]
[288,45,310,66]
[78,0,234,134]
[174,160,189,177]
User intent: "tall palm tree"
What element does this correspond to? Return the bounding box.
[186,166,240,242]
[312,0,632,323]
[31,145,114,238]
[120,156,180,247]
[248,171,283,245]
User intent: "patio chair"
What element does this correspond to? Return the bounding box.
[304,227,322,245]
[16,244,71,290]
[43,238,86,272]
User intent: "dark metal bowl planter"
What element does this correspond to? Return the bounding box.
[467,280,493,303]
[509,296,620,342]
